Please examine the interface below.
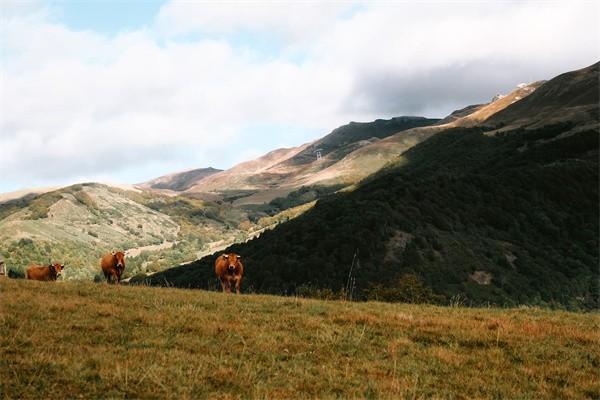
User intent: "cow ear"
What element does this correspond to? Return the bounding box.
[236,255,241,260]
[62,264,66,269]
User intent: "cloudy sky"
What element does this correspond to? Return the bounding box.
[1,0,598,193]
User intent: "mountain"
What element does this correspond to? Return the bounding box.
[146,81,544,208]
[288,82,544,191]
[138,167,222,192]
[485,62,599,128]
[148,62,599,309]
[0,186,60,204]
[185,145,310,194]
[188,81,542,206]
[436,103,485,125]
[450,82,545,127]
[185,116,440,204]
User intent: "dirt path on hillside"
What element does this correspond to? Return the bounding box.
[126,241,177,258]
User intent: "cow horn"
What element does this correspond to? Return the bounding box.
[236,255,241,259]
[222,254,228,259]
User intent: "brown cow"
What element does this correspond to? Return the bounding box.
[100,251,126,284]
[26,263,65,281]
[215,253,244,294]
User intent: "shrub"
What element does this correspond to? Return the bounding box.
[365,274,445,304]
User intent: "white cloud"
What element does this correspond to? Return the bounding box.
[0,1,598,192]
[156,1,355,42]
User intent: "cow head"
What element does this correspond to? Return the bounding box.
[49,263,65,279]
[222,253,241,274]
[114,251,126,274]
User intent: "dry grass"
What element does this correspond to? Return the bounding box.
[1,278,598,399]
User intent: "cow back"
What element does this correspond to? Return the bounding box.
[26,264,52,281]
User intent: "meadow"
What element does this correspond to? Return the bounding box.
[1,278,598,399]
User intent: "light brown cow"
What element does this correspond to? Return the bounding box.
[26,263,65,281]
[215,253,244,294]
[100,251,126,284]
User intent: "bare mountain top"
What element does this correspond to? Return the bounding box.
[485,62,599,128]
[450,81,545,127]
[186,117,440,202]
[436,104,485,125]
[0,186,59,204]
[185,144,310,193]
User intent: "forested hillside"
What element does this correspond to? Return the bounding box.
[149,122,598,309]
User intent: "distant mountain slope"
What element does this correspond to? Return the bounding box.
[139,167,222,192]
[0,187,59,204]
[451,82,544,127]
[280,116,440,167]
[296,77,548,188]
[187,116,440,204]
[436,103,485,125]
[185,145,310,193]
[485,62,599,128]
[168,79,548,206]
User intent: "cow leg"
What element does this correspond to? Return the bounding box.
[219,278,228,293]
[103,270,111,283]
[235,277,241,294]
[112,272,120,285]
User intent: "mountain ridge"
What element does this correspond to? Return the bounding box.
[138,167,222,192]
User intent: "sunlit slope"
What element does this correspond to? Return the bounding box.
[1,279,598,399]
[185,117,440,204]
[0,183,254,279]
[137,167,222,192]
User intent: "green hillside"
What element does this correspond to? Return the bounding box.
[149,121,599,309]
[2,278,598,399]
[0,184,257,280]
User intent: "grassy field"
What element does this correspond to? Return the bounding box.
[1,278,598,399]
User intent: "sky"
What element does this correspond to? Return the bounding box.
[1,0,598,193]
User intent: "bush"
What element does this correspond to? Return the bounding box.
[366,274,445,304]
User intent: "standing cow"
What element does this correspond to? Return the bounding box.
[100,251,126,284]
[26,263,65,281]
[215,253,244,294]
